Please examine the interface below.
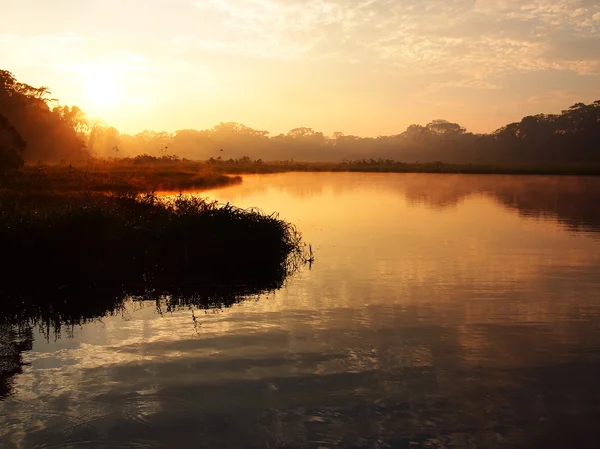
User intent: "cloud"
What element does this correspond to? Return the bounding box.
[184,0,600,88]
[3,0,600,134]
[190,0,365,59]
[9,1,599,91]
[526,90,578,106]
[0,33,87,69]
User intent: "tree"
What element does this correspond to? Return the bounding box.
[212,122,269,138]
[87,124,121,157]
[426,120,466,136]
[401,124,430,139]
[0,70,55,112]
[0,112,25,171]
[53,105,90,134]
[0,69,88,162]
[286,127,324,140]
[559,102,600,134]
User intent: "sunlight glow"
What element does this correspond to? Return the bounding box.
[3,0,600,135]
[82,64,123,109]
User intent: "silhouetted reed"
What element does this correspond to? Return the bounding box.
[0,193,308,332]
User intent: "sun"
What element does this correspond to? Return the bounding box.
[82,64,124,109]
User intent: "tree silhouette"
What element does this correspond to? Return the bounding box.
[0,69,88,163]
[0,112,25,171]
[3,69,600,166]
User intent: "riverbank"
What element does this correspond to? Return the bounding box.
[4,158,599,197]
[209,158,600,176]
[1,161,241,193]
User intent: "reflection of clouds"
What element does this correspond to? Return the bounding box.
[3,172,600,447]
[197,172,600,337]
[4,305,600,447]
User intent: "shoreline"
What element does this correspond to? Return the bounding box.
[3,159,599,197]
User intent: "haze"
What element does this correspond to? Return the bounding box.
[2,0,600,136]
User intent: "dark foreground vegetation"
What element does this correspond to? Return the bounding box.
[0,193,309,331]
[0,188,309,398]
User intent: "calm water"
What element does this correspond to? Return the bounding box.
[2,173,600,448]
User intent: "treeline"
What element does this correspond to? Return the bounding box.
[93,105,599,166]
[2,69,599,167]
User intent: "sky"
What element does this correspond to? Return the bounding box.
[2,0,600,136]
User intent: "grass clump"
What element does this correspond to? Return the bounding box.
[0,193,309,328]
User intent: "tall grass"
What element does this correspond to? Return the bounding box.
[0,193,309,331]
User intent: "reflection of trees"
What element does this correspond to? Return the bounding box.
[400,175,600,234]
[221,173,600,234]
[1,271,294,333]
[0,221,303,397]
[0,276,293,398]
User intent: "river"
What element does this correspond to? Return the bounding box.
[2,173,600,448]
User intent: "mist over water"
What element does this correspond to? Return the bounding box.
[2,173,600,448]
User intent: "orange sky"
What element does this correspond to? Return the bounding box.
[2,0,600,136]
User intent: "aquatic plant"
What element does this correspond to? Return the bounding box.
[0,193,309,331]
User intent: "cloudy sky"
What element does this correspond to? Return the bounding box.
[2,0,600,136]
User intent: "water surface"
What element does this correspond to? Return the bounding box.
[2,173,600,448]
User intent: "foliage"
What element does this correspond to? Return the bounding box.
[80,99,600,167]
[0,193,309,330]
[0,112,25,172]
[0,69,88,163]
[4,69,599,166]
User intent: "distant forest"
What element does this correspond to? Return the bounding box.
[1,69,600,167]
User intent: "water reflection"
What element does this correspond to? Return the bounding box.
[0,267,295,400]
[2,304,600,448]
[2,173,600,448]
[201,173,600,235]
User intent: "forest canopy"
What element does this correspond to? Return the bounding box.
[86,101,600,166]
